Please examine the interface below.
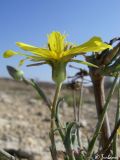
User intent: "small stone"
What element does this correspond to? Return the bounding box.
[36,112,42,116]
[0,92,13,104]
[28,99,38,105]
[42,117,50,122]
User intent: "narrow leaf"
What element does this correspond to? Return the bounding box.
[71,59,98,68]
[64,122,76,151]
[86,74,119,160]
[112,79,120,157]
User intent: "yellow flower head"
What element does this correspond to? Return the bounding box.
[3,31,112,84]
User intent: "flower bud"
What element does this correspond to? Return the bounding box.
[7,66,24,81]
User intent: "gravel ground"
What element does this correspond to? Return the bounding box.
[0,78,119,160]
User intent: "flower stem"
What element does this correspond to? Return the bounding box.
[50,82,62,160]
[77,79,83,148]
[73,90,77,121]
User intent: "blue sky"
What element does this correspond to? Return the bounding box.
[0,0,120,82]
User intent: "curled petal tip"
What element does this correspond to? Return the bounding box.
[3,50,17,58]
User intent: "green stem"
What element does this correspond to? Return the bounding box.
[101,119,120,155]
[55,98,65,141]
[86,74,118,160]
[50,82,62,160]
[77,79,83,148]
[73,90,77,121]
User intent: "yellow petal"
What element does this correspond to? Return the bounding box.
[80,37,112,52]
[16,42,39,51]
[3,49,46,62]
[48,32,66,54]
[65,37,112,56]
[16,42,52,59]
[3,50,17,58]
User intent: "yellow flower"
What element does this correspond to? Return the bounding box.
[3,31,111,84]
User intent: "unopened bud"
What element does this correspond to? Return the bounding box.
[7,66,24,81]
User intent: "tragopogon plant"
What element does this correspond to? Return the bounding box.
[3,31,111,160]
